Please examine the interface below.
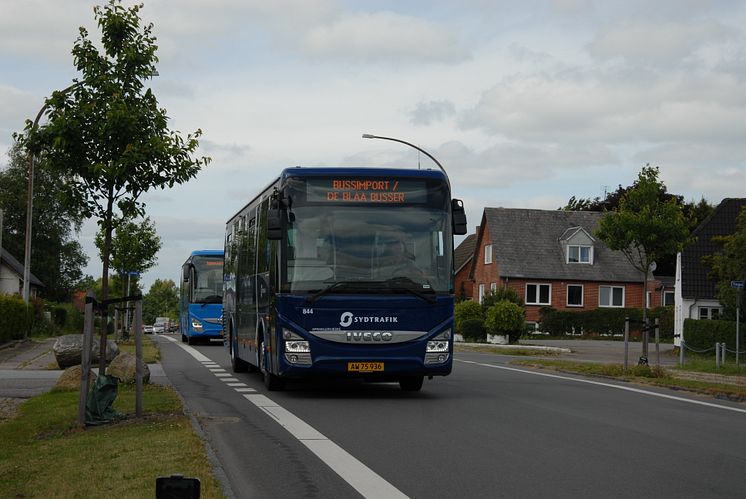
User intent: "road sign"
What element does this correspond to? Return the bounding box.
[731,280,744,289]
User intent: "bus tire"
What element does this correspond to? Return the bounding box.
[230,331,249,373]
[259,338,285,391]
[181,333,187,343]
[399,376,424,392]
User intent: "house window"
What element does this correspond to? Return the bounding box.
[599,286,624,307]
[526,283,551,305]
[484,245,493,264]
[490,282,497,292]
[478,284,485,304]
[567,285,583,307]
[568,245,592,264]
[699,307,721,320]
[664,291,674,306]
[646,291,652,308]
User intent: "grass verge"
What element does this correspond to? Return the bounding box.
[117,335,160,364]
[0,384,224,498]
[455,344,561,356]
[511,359,746,401]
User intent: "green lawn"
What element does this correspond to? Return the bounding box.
[0,384,224,498]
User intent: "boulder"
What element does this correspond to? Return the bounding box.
[53,334,119,369]
[55,365,98,391]
[107,352,150,384]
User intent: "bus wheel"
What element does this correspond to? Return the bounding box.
[399,376,424,392]
[181,333,187,343]
[259,339,285,391]
[230,333,248,373]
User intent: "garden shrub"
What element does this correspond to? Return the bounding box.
[485,300,524,344]
[461,318,486,343]
[683,318,740,351]
[0,294,32,342]
[455,300,483,334]
[538,307,669,338]
[481,287,523,313]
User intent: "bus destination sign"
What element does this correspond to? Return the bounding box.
[306,179,427,204]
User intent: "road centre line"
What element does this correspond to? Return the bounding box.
[163,334,408,498]
[457,359,746,415]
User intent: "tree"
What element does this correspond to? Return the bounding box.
[16,1,209,371]
[94,215,161,297]
[143,279,178,325]
[596,166,690,362]
[707,207,746,321]
[0,143,88,301]
[484,300,525,344]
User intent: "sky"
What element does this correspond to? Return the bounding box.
[1,0,745,292]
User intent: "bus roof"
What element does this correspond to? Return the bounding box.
[279,166,448,181]
[189,249,224,258]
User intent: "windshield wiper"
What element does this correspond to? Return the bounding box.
[383,277,437,304]
[307,281,361,303]
[197,295,222,306]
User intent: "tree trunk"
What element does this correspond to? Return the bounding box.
[641,268,649,363]
[98,191,114,374]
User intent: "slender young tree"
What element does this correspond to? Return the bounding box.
[16,1,210,372]
[596,166,690,363]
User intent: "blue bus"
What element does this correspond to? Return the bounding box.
[223,167,466,391]
[180,250,225,345]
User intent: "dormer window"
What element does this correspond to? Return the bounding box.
[568,245,592,264]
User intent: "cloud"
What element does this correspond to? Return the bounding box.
[409,100,456,126]
[300,11,470,63]
[588,20,737,66]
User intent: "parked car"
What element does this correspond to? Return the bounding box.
[143,324,154,334]
[153,317,171,334]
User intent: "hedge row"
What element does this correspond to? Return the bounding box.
[538,306,674,339]
[0,295,32,343]
[683,318,742,351]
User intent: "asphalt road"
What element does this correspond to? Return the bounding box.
[154,334,746,498]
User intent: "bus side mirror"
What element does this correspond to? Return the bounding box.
[452,199,467,235]
[183,265,192,283]
[267,207,283,240]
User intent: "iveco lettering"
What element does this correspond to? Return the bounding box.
[223,163,467,391]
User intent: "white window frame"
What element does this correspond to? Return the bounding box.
[490,282,497,292]
[646,291,652,309]
[525,283,551,306]
[484,244,493,264]
[599,285,625,308]
[663,291,675,306]
[478,284,485,304]
[566,284,584,307]
[699,307,721,320]
[567,245,593,264]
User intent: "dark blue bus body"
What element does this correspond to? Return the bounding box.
[224,167,464,391]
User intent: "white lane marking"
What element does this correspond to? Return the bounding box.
[457,359,746,415]
[243,394,407,498]
[164,337,408,498]
[234,388,256,393]
[214,373,232,378]
[209,368,227,373]
[221,378,239,382]
[227,383,249,388]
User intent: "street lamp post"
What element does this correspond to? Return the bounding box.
[361,133,450,183]
[22,83,78,303]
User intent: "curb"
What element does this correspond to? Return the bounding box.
[456,342,572,353]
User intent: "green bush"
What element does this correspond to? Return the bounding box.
[455,300,483,334]
[461,318,486,343]
[538,307,669,338]
[683,318,740,351]
[481,287,523,313]
[0,295,32,343]
[485,300,524,344]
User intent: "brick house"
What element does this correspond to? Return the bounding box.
[469,208,647,327]
[674,198,746,346]
[453,233,476,301]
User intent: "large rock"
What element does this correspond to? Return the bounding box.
[107,352,150,384]
[53,334,119,369]
[55,365,98,391]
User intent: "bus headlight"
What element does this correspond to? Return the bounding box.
[283,329,312,365]
[191,318,204,332]
[425,329,451,364]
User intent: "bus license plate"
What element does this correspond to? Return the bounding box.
[347,362,384,372]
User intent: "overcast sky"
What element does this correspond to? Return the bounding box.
[1,0,745,291]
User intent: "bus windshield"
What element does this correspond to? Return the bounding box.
[284,205,452,294]
[192,256,223,303]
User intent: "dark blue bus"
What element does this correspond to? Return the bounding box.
[180,250,225,344]
[223,167,466,390]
